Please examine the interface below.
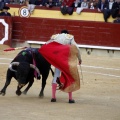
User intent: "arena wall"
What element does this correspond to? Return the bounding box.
[0,5,120,49]
[11,17,120,47]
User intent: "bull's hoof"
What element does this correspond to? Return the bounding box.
[39,93,44,98]
[0,91,5,96]
[16,90,22,96]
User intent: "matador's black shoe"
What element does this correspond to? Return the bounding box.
[69,99,75,103]
[51,98,56,102]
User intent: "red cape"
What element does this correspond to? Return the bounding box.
[39,42,80,92]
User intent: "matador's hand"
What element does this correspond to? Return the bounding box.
[79,60,82,65]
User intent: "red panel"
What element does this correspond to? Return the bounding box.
[11,17,120,47]
[0,23,4,40]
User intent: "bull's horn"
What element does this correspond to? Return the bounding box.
[30,64,40,76]
[9,62,19,72]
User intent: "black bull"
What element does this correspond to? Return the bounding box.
[0,48,54,97]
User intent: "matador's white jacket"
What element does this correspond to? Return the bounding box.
[46,33,81,61]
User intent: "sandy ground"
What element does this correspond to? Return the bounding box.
[0,45,120,120]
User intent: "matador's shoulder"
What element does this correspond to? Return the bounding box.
[65,34,74,39]
[51,34,59,39]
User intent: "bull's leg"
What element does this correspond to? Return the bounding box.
[22,80,34,95]
[16,85,23,96]
[0,70,13,96]
[39,78,46,98]
[39,73,49,98]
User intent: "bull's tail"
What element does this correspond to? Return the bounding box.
[50,67,54,77]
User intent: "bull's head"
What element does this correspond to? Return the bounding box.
[9,62,40,87]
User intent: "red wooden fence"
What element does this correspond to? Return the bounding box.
[11,17,120,47]
[0,16,119,47]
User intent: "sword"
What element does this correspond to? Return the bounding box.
[80,65,84,85]
[4,47,27,51]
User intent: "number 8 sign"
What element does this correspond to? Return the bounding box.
[18,6,31,18]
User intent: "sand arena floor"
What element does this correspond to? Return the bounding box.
[0,45,120,120]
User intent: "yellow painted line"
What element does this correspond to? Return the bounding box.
[9,7,114,22]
